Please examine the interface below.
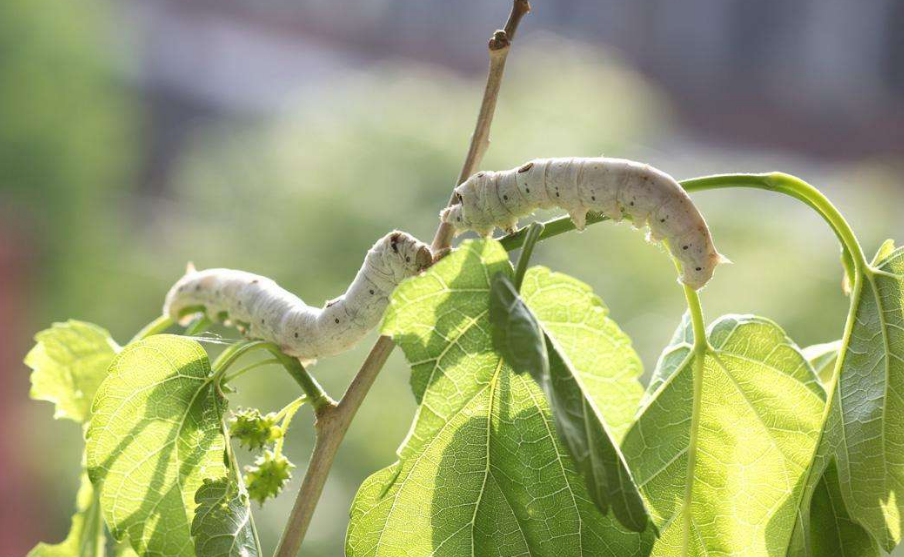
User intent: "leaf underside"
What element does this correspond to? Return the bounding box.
[623,315,825,556]
[825,243,904,551]
[348,240,653,557]
[192,478,259,557]
[86,335,228,557]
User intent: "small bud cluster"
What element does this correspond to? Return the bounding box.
[245,450,295,504]
[229,408,282,450]
[229,407,294,504]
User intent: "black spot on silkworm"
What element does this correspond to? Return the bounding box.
[294,332,299,338]
[683,245,689,250]
[390,233,400,253]
[630,201,634,206]
[335,318,340,324]
[405,256,411,263]
[660,218,666,223]
[195,285,201,291]
[456,216,461,222]
[591,196,596,201]
[518,163,533,173]
[555,192,560,197]
[369,289,375,295]
[525,188,530,193]
[261,319,265,325]
[251,279,258,284]
[477,172,485,178]
[179,285,185,292]
[695,267,702,271]
[503,195,508,200]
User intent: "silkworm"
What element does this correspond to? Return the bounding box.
[440,157,727,289]
[162,231,432,361]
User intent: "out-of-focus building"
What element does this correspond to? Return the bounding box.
[126,0,903,195]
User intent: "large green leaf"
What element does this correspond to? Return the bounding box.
[785,345,878,557]
[192,478,260,557]
[27,470,105,557]
[347,240,653,557]
[622,315,825,555]
[489,271,649,533]
[520,267,644,443]
[26,320,120,423]
[826,242,904,551]
[86,335,228,557]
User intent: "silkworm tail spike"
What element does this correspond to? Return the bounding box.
[717,253,732,265]
[185,261,197,274]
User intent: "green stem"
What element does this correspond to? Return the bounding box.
[265,347,335,415]
[184,314,213,336]
[221,358,282,385]
[513,222,545,290]
[680,173,868,273]
[212,340,265,374]
[501,213,606,251]
[129,315,174,344]
[274,396,307,457]
[213,340,335,414]
[680,282,709,556]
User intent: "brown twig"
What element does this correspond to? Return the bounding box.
[272,3,530,556]
[273,339,394,557]
[432,0,532,254]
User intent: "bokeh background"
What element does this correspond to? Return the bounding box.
[2,0,903,555]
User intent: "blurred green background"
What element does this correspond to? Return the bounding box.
[2,0,903,555]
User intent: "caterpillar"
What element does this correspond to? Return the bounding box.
[162,231,432,361]
[439,157,727,289]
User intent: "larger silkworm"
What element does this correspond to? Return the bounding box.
[440,157,727,289]
[162,231,432,361]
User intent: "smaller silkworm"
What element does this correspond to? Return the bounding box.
[162,231,432,361]
[440,157,727,289]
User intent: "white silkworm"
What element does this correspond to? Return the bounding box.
[162,231,432,361]
[440,157,727,289]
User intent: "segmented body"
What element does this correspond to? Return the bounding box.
[440,157,726,289]
[163,231,432,361]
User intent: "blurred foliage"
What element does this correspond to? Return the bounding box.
[0,0,137,323]
[6,12,904,556]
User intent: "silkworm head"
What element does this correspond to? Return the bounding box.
[387,231,433,274]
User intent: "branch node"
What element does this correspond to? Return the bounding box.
[489,30,511,51]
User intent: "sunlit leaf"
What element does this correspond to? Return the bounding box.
[27,469,105,557]
[622,315,824,555]
[520,266,645,443]
[86,335,228,557]
[490,271,650,532]
[824,241,904,550]
[192,477,260,557]
[26,320,120,423]
[347,240,654,557]
[784,344,878,557]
